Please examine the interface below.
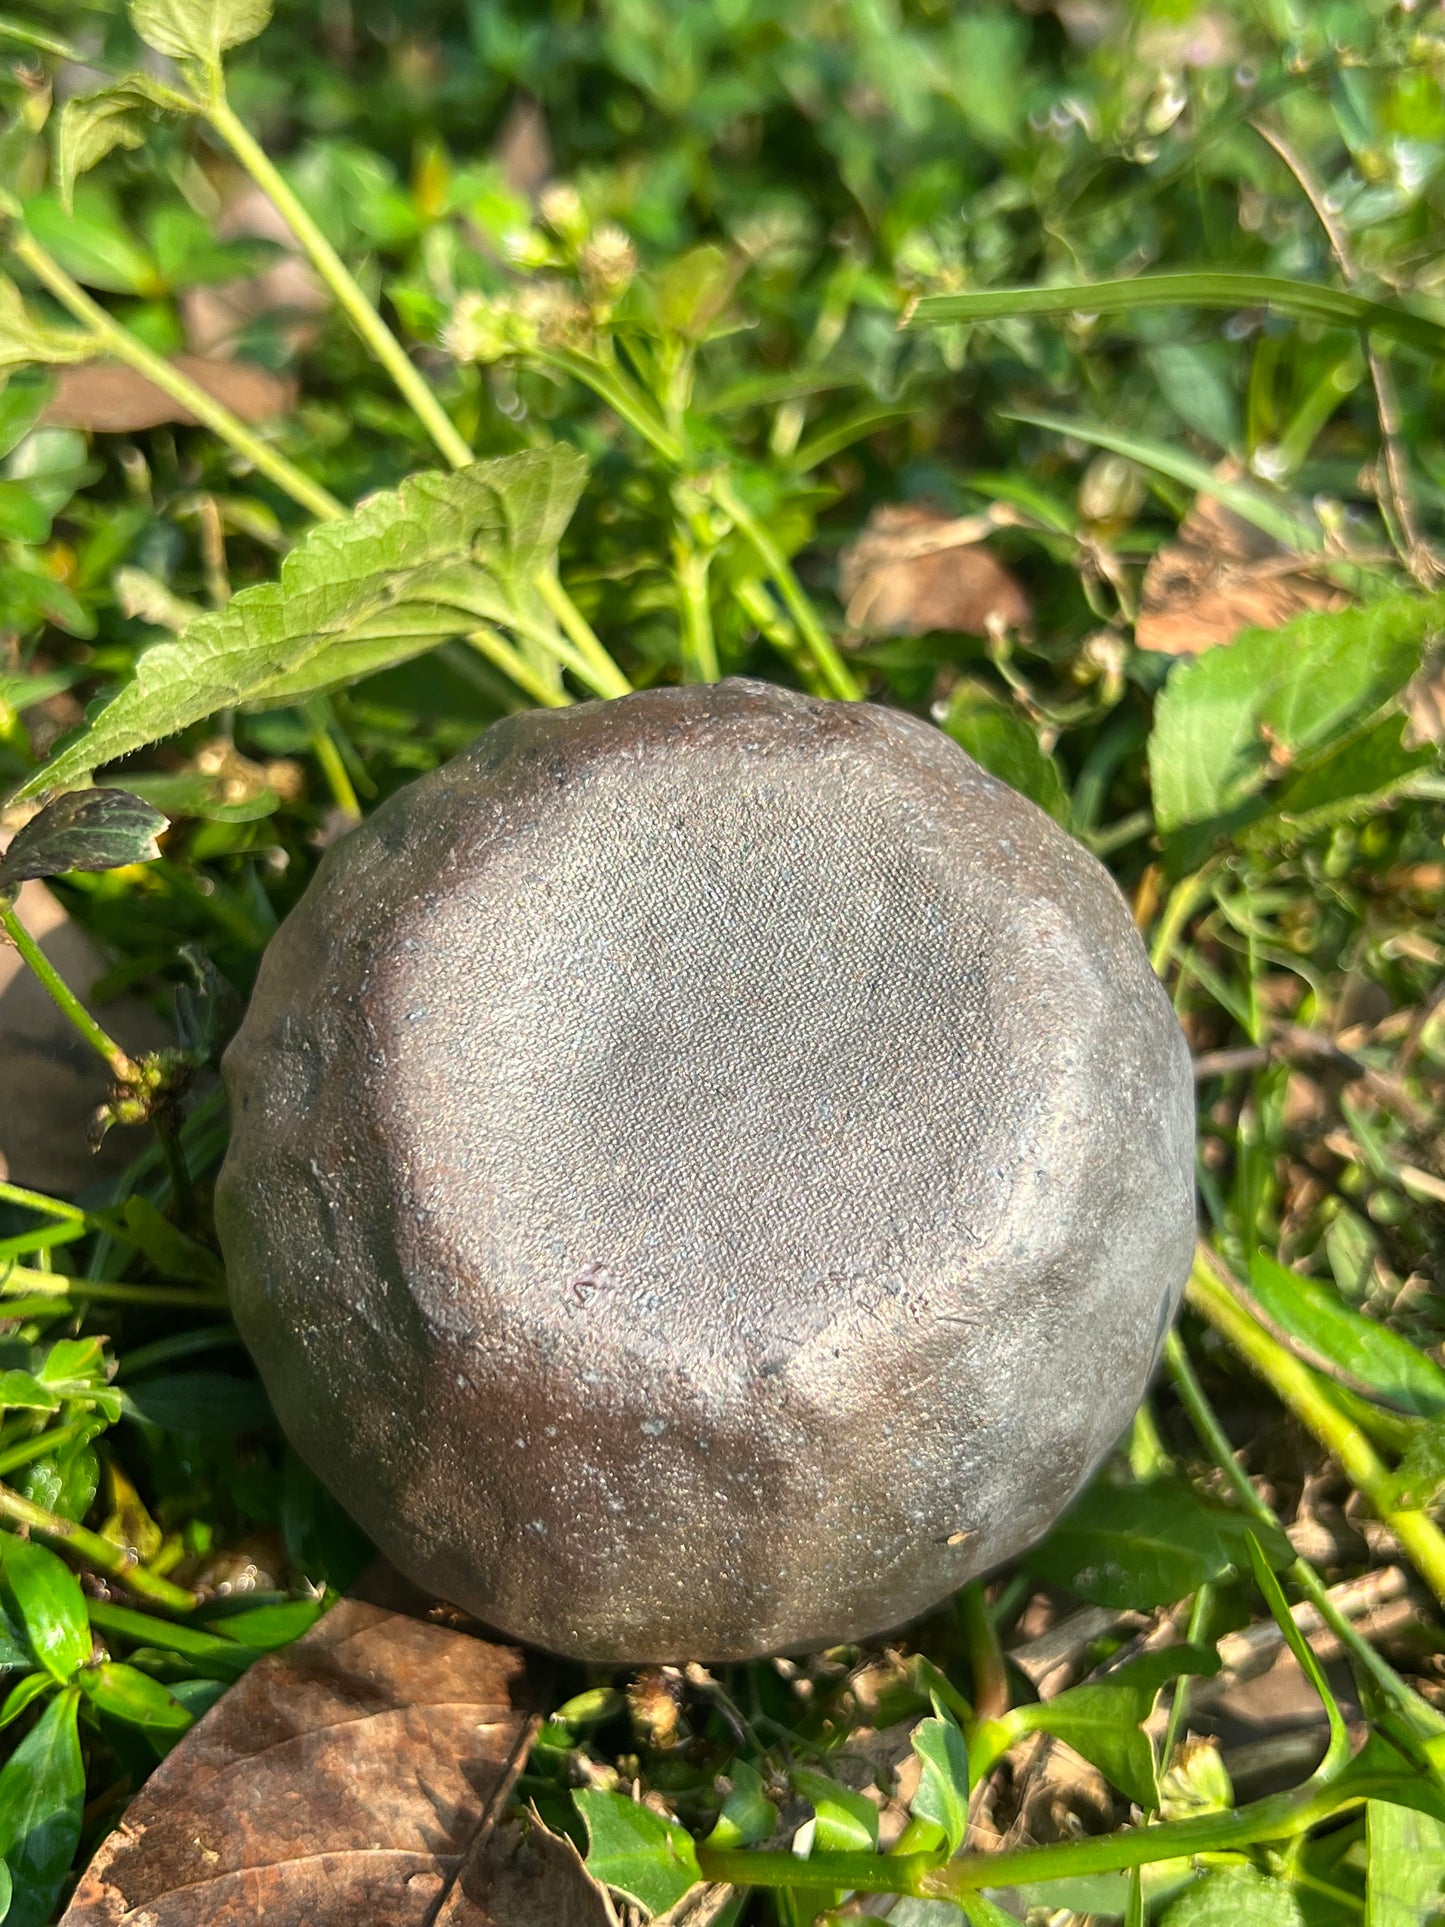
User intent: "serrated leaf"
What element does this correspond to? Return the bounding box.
[1025,1477,1292,1610]
[911,1700,970,1852]
[0,787,167,891]
[0,275,96,371]
[1246,1251,1445,1418]
[17,449,588,801]
[1366,1800,1445,1927]
[576,1788,702,1918]
[1149,591,1442,854]
[57,75,196,210]
[128,0,273,65]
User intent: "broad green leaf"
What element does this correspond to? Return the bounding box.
[22,193,161,297]
[703,1760,776,1849]
[19,448,589,801]
[0,1535,89,1682]
[129,0,273,65]
[0,480,53,543]
[0,274,97,371]
[0,1685,83,1927]
[1145,341,1240,451]
[1366,1800,1445,1927]
[984,1645,1220,1810]
[0,1372,61,1413]
[1246,1251,1445,1418]
[910,1700,970,1852]
[56,74,197,209]
[941,679,1070,823]
[1149,591,1441,844]
[791,1767,879,1853]
[201,1597,324,1650]
[1250,712,1439,848]
[1389,1417,1445,1510]
[0,788,168,893]
[1162,1866,1305,1927]
[576,1787,702,1917]
[78,1661,193,1734]
[122,1371,272,1434]
[906,272,1445,360]
[0,1675,52,1729]
[1025,1477,1291,1609]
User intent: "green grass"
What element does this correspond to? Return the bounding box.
[1,0,1444,1919]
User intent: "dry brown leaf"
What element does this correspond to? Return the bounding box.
[1403,652,1445,748]
[41,358,296,433]
[1136,482,1346,656]
[437,1811,619,1925]
[837,503,1031,637]
[0,869,170,1188]
[61,1587,542,1927]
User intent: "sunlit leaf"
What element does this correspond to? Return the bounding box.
[1246,1252,1445,1418]
[576,1787,702,1917]
[128,0,273,65]
[0,788,168,892]
[0,1685,83,1927]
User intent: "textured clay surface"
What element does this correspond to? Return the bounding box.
[217,679,1195,1662]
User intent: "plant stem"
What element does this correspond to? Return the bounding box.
[2,1267,228,1311]
[9,230,343,524]
[1148,867,1217,977]
[1185,1246,1445,1609]
[672,532,720,682]
[302,699,362,823]
[0,1184,91,1226]
[463,628,571,707]
[957,1580,1009,1724]
[706,475,861,700]
[205,92,474,473]
[0,1418,96,1480]
[87,1600,253,1667]
[0,898,140,1083]
[0,1480,198,1610]
[533,572,633,697]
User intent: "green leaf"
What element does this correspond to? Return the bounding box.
[1025,1477,1292,1609]
[0,479,54,543]
[910,1700,970,1852]
[0,1535,89,1682]
[0,1372,61,1413]
[56,74,197,210]
[1245,1535,1349,1775]
[1366,1800,1445,1927]
[0,1685,83,1927]
[122,1372,272,1435]
[1251,712,1439,847]
[791,1767,879,1853]
[906,272,1445,360]
[1246,1251,1445,1418]
[1162,1866,1305,1927]
[994,1645,1219,1810]
[78,1661,193,1734]
[941,679,1070,823]
[18,449,589,801]
[0,274,97,371]
[120,1197,226,1288]
[1388,1418,1445,1511]
[575,1787,702,1918]
[201,1597,324,1650]
[1148,591,1440,847]
[703,1760,777,1849]
[0,788,168,892]
[22,193,161,298]
[129,0,273,65]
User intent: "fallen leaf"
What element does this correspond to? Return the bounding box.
[40,357,296,433]
[0,864,171,1188]
[436,1810,619,1925]
[1136,480,1346,656]
[60,1579,542,1926]
[838,503,1031,637]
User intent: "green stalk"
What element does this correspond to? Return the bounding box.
[671,534,720,683]
[1149,867,1217,977]
[706,475,861,700]
[462,627,572,708]
[0,897,139,1083]
[533,572,633,697]
[1185,1247,1445,1608]
[0,1480,197,1611]
[205,91,474,473]
[957,1580,1008,1723]
[302,700,362,823]
[10,231,343,524]
[2,1266,228,1311]
[0,1184,90,1226]
[0,1418,95,1480]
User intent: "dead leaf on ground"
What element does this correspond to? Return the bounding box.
[1136,477,1347,655]
[837,503,1031,637]
[0,864,171,1188]
[40,358,296,433]
[436,1810,619,1926]
[61,1578,543,1926]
